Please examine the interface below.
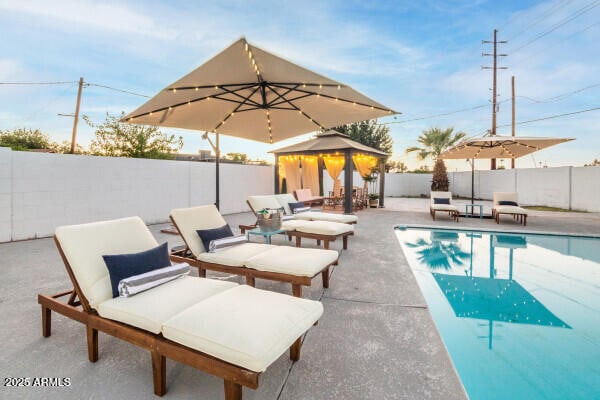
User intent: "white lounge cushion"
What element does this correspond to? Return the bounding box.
[295,220,354,236]
[197,243,274,267]
[247,195,283,214]
[281,219,312,231]
[274,193,298,215]
[55,216,159,309]
[171,205,229,257]
[97,276,237,334]
[495,205,528,215]
[431,204,459,212]
[245,246,338,277]
[162,285,324,372]
[294,211,358,224]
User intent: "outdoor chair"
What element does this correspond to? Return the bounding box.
[246,194,356,250]
[430,191,460,222]
[324,180,344,209]
[169,204,339,297]
[294,188,325,207]
[38,216,323,400]
[492,192,528,226]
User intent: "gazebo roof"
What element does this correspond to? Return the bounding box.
[271,130,388,157]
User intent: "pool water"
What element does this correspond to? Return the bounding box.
[395,226,600,400]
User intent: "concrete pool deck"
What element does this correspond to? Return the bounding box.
[1,198,599,399]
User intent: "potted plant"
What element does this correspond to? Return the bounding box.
[256,208,282,232]
[368,193,379,208]
[362,166,380,208]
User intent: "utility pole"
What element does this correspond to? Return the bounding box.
[70,77,84,154]
[482,29,507,170]
[511,75,516,169]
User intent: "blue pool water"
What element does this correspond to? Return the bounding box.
[395,226,600,400]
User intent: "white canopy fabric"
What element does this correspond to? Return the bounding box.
[439,135,574,160]
[123,37,398,144]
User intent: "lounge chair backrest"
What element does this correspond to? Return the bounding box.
[247,195,282,215]
[430,191,453,205]
[171,205,227,258]
[54,217,158,309]
[493,192,518,207]
[295,189,312,202]
[274,193,297,215]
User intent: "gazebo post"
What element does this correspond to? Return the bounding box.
[318,157,324,196]
[379,158,385,208]
[274,154,280,194]
[343,151,353,214]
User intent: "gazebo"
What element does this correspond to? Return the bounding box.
[271,130,388,214]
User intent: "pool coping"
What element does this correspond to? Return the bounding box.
[394,224,600,239]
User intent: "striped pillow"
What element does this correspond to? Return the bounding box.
[209,234,247,253]
[117,263,190,297]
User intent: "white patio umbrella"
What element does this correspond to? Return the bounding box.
[123,37,398,208]
[439,135,574,204]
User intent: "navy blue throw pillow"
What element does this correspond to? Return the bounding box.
[196,225,233,252]
[103,242,170,298]
[498,200,519,206]
[433,197,450,205]
[288,201,307,213]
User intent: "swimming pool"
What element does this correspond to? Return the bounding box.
[395,226,600,400]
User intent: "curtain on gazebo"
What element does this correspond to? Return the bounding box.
[323,156,345,195]
[281,156,301,193]
[352,154,378,178]
[301,156,319,195]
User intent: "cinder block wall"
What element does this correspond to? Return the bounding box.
[1,149,272,241]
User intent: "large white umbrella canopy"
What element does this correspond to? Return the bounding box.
[439,135,574,160]
[123,37,398,209]
[123,37,398,144]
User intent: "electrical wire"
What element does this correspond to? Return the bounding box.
[503,0,574,42]
[0,81,77,85]
[508,0,600,54]
[87,83,150,98]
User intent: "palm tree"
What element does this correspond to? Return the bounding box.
[406,127,466,161]
[404,232,470,270]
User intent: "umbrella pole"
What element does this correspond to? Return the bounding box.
[215,132,220,210]
[471,158,475,204]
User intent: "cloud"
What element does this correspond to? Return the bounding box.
[0,0,177,40]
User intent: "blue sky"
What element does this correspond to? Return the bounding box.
[0,0,598,171]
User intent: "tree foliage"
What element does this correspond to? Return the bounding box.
[386,160,408,173]
[331,120,393,157]
[224,152,248,163]
[431,158,449,191]
[0,128,53,151]
[86,112,183,159]
[406,127,466,161]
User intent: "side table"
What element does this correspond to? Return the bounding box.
[246,228,286,244]
[465,204,483,219]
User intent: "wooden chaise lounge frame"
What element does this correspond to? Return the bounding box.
[169,216,337,298]
[243,200,355,251]
[38,237,303,400]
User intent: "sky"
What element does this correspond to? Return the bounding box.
[0,0,598,171]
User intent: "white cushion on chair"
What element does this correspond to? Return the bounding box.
[171,205,229,257]
[431,204,458,212]
[274,193,298,215]
[294,211,358,224]
[281,219,312,231]
[55,216,159,309]
[245,246,338,277]
[295,220,354,235]
[495,205,528,215]
[197,243,274,267]
[162,285,324,372]
[247,195,283,214]
[97,276,237,334]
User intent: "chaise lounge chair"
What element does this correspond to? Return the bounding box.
[294,188,325,207]
[430,191,460,222]
[169,205,339,297]
[246,194,355,250]
[492,192,528,226]
[38,216,323,400]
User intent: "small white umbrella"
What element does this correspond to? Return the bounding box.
[439,135,574,204]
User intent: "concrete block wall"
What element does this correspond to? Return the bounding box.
[1,149,273,242]
[516,167,571,208]
[0,147,11,242]
[571,166,600,212]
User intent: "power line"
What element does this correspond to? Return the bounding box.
[87,83,150,98]
[380,103,491,125]
[499,106,600,127]
[0,81,77,85]
[509,0,600,54]
[503,0,574,42]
